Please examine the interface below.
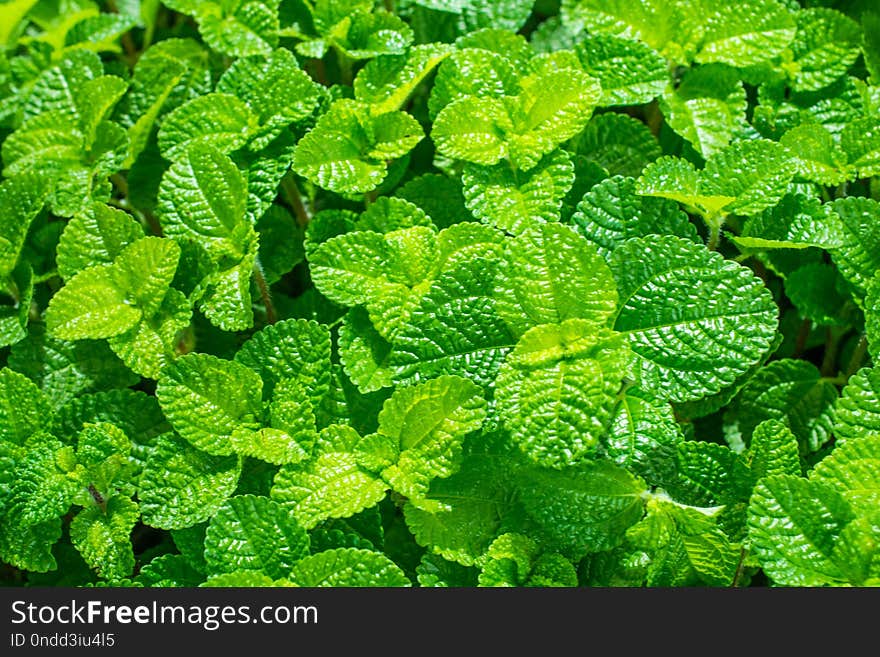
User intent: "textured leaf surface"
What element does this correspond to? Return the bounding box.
[834,367,880,446]
[70,497,138,580]
[204,495,309,579]
[288,548,410,587]
[811,436,880,516]
[696,0,796,67]
[574,34,666,107]
[610,236,778,402]
[830,197,880,300]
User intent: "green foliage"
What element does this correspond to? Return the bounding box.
[0,0,877,589]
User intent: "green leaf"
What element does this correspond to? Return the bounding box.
[610,236,778,402]
[157,353,262,456]
[395,174,469,231]
[747,419,802,480]
[665,440,751,506]
[830,197,880,301]
[811,435,880,516]
[216,48,321,150]
[354,44,453,114]
[834,366,880,446]
[841,117,880,179]
[493,223,618,338]
[427,48,519,120]
[339,306,393,394]
[748,475,853,586]
[574,34,667,107]
[496,321,629,468]
[376,375,486,500]
[272,425,388,530]
[139,433,241,530]
[461,149,574,235]
[196,0,280,58]
[789,8,862,92]
[0,368,52,446]
[479,533,577,587]
[783,263,853,328]
[70,496,139,580]
[331,9,413,59]
[733,193,844,251]
[158,93,257,162]
[138,554,206,587]
[696,0,796,68]
[293,99,423,195]
[203,494,309,579]
[156,144,251,258]
[56,204,145,280]
[779,124,851,186]
[288,547,410,586]
[571,175,697,260]
[518,460,647,556]
[659,64,747,159]
[568,113,662,179]
[234,318,332,401]
[0,174,49,278]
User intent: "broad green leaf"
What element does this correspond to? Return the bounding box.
[783,263,853,328]
[496,321,629,468]
[571,175,697,260]
[602,391,684,485]
[811,435,880,516]
[610,236,778,403]
[19,50,103,122]
[56,204,145,280]
[256,206,304,284]
[747,419,802,480]
[789,8,862,92]
[841,117,880,179]
[494,223,618,338]
[734,193,844,251]
[0,0,38,49]
[376,375,486,500]
[834,367,880,446]
[271,425,388,530]
[479,533,577,587]
[0,368,51,446]
[830,197,880,300]
[195,0,280,58]
[390,255,515,389]
[354,44,453,114]
[70,496,138,580]
[779,124,851,186]
[575,34,667,106]
[45,266,141,340]
[293,99,423,195]
[139,433,241,530]
[338,306,393,394]
[659,64,747,159]
[430,96,512,166]
[0,174,49,278]
[461,149,574,235]
[288,548,410,587]
[157,353,263,456]
[203,494,309,579]
[235,318,332,401]
[518,460,647,556]
[427,48,519,120]
[202,572,291,586]
[216,48,321,150]
[395,174,470,230]
[109,236,180,318]
[158,93,257,161]
[357,197,433,234]
[568,113,662,179]
[665,440,751,507]
[137,554,206,587]
[696,0,796,68]
[194,239,258,332]
[748,475,853,586]
[331,10,413,60]
[156,144,250,258]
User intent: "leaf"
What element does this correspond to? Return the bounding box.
[830,197,880,300]
[747,419,802,480]
[196,0,280,58]
[494,224,617,338]
[216,48,321,150]
[338,306,394,394]
[568,113,662,179]
[427,48,519,120]
[733,193,844,251]
[354,44,453,114]
[696,0,796,68]
[375,375,486,500]
[70,496,139,580]
[271,425,388,530]
[610,235,778,403]
[783,263,853,328]
[789,8,862,92]
[574,34,667,107]
[395,174,469,230]
[461,149,574,235]
[0,368,51,446]
[659,64,747,159]
[156,144,250,258]
[56,204,145,280]
[779,124,851,186]
[496,321,629,468]
[834,366,880,446]
[0,174,49,278]
[811,435,880,517]
[288,548,410,586]
[518,460,647,556]
[479,533,577,587]
[157,353,263,455]
[139,433,241,530]
[332,9,414,59]
[665,440,751,507]
[293,99,423,195]
[571,175,697,260]
[138,554,206,587]
[841,117,880,179]
[203,494,309,579]
[157,93,257,161]
[748,475,853,586]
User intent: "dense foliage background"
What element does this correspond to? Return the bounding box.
[0,0,878,587]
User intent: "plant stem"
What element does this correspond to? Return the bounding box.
[253,261,277,325]
[335,47,354,86]
[280,173,311,227]
[731,546,748,587]
[820,327,842,377]
[844,334,869,380]
[792,318,812,359]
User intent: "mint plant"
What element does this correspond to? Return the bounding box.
[1,0,878,588]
